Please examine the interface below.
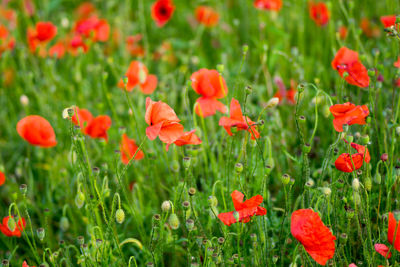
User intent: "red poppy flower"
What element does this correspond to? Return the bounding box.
[0,216,26,237]
[71,107,93,130]
[329,102,369,132]
[69,34,89,55]
[120,133,144,164]
[145,97,184,144]
[349,264,357,267]
[331,47,370,88]
[74,16,109,42]
[191,68,228,117]
[219,98,260,140]
[291,209,336,265]
[218,190,266,226]
[394,57,400,68]
[151,0,175,27]
[17,115,57,148]
[338,26,348,40]
[388,212,400,251]
[166,129,202,151]
[0,24,14,56]
[0,171,5,186]
[335,142,370,173]
[118,61,158,94]
[309,2,330,26]
[48,41,66,59]
[126,35,145,57]
[76,2,97,19]
[22,261,35,267]
[374,243,392,258]
[195,6,219,27]
[84,115,112,142]
[274,78,297,104]
[254,0,282,12]
[27,22,57,53]
[380,15,397,28]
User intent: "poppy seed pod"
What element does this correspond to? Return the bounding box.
[183,157,191,169]
[298,115,306,124]
[168,213,180,230]
[272,255,279,264]
[161,200,171,212]
[374,172,382,184]
[37,227,45,241]
[235,163,243,173]
[2,259,9,267]
[305,178,315,188]
[346,134,354,143]
[188,187,196,196]
[77,236,84,245]
[19,184,27,195]
[361,134,369,144]
[281,174,290,185]
[245,85,252,94]
[60,216,69,231]
[218,237,225,245]
[186,219,194,231]
[182,201,190,210]
[302,144,311,153]
[116,209,125,224]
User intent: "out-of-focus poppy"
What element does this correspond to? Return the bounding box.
[380,15,397,28]
[0,8,17,29]
[329,102,369,132]
[374,243,392,259]
[219,98,260,140]
[74,16,109,42]
[253,0,282,12]
[0,24,15,56]
[218,190,266,226]
[0,171,5,186]
[195,6,219,27]
[76,2,97,19]
[126,35,145,57]
[309,2,330,26]
[291,209,336,265]
[71,107,93,130]
[68,34,89,55]
[84,115,112,142]
[151,0,175,27]
[166,129,202,151]
[394,57,400,68]
[0,216,26,237]
[120,133,144,164]
[274,78,297,104]
[388,212,400,251]
[27,22,57,53]
[48,41,66,59]
[335,142,370,173]
[349,264,357,267]
[22,261,35,267]
[119,61,158,94]
[191,68,228,117]
[145,97,184,144]
[331,47,370,88]
[360,18,380,38]
[23,0,35,17]
[17,115,57,148]
[338,26,348,40]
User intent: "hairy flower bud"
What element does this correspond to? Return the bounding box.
[168,214,180,230]
[116,209,125,224]
[161,201,171,212]
[60,216,69,232]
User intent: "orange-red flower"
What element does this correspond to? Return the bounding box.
[22,261,35,267]
[374,243,392,259]
[191,68,228,117]
[331,47,370,88]
[71,107,93,130]
[254,0,282,12]
[120,133,144,164]
[0,171,5,186]
[0,216,26,237]
[48,41,66,59]
[218,190,266,226]
[381,15,397,28]
[388,212,400,251]
[17,115,57,148]
[119,61,158,94]
[394,57,400,68]
[291,209,336,265]
[27,21,57,53]
[68,34,89,55]
[126,35,145,57]
[274,78,297,104]
[151,0,175,27]
[145,97,184,144]
[360,18,380,38]
[329,102,369,132]
[219,98,260,140]
[0,24,15,56]
[309,2,330,26]
[166,130,202,151]
[74,16,109,42]
[84,115,112,142]
[76,2,97,19]
[338,26,348,40]
[195,6,219,27]
[335,142,370,173]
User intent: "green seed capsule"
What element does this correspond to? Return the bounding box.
[281,174,290,185]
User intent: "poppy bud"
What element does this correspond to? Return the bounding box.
[188,187,196,196]
[20,184,27,195]
[365,178,372,191]
[186,219,194,231]
[374,172,382,184]
[321,187,331,196]
[242,44,249,54]
[20,95,29,106]
[116,209,125,224]
[352,178,360,191]
[302,144,311,153]
[77,236,84,245]
[305,178,315,188]
[281,174,290,185]
[265,97,279,109]
[2,259,9,267]
[217,237,225,245]
[60,216,69,231]
[267,158,275,169]
[208,196,218,207]
[168,213,180,230]
[381,153,388,162]
[171,160,180,173]
[340,233,348,241]
[272,255,279,264]
[37,227,45,241]
[367,69,376,77]
[235,163,243,173]
[161,200,171,212]
[216,64,224,74]
[361,134,369,144]
[183,157,191,169]
[7,217,16,232]
[233,211,240,222]
[298,115,306,124]
[75,192,85,209]
[346,134,353,143]
[182,201,190,210]
[245,85,252,95]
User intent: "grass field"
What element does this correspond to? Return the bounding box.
[1,0,400,266]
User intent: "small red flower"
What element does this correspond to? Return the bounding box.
[291,209,336,265]
[374,243,392,259]
[380,15,397,28]
[218,190,266,226]
[335,142,370,173]
[74,16,109,42]
[22,261,35,267]
[273,78,297,104]
[17,115,57,148]
[126,35,145,57]
[329,102,369,132]
[48,41,66,59]
[338,26,348,40]
[388,212,400,251]
[120,133,144,164]
[76,2,97,19]
[253,0,282,12]
[0,216,26,237]
[119,61,158,94]
[151,0,175,27]
[0,171,5,186]
[145,97,184,144]
[219,98,260,140]
[69,34,89,55]
[71,107,93,130]
[331,47,370,88]
[191,68,228,117]
[84,115,112,142]
[166,129,202,151]
[309,2,330,26]
[394,57,400,68]
[27,22,57,53]
[195,6,219,27]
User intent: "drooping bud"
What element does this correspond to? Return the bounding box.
[208,196,218,207]
[352,178,360,191]
[265,97,279,109]
[168,213,180,230]
[381,153,388,162]
[37,227,45,241]
[161,201,171,212]
[186,219,194,231]
[364,178,372,191]
[60,216,69,231]
[75,191,85,209]
[116,209,125,224]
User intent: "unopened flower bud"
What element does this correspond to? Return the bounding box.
[161,201,171,212]
[60,216,69,231]
[7,217,16,232]
[168,213,180,230]
[20,95,29,106]
[245,85,252,94]
[116,209,125,224]
[37,227,45,241]
[302,144,311,153]
[208,196,218,207]
[75,192,85,209]
[346,134,354,143]
[361,134,369,145]
[242,44,249,54]
[281,174,290,185]
[374,172,382,184]
[265,97,279,108]
[216,64,224,74]
[305,179,315,188]
[365,178,372,191]
[352,178,360,191]
[183,157,191,169]
[321,187,331,196]
[381,153,388,162]
[272,255,279,264]
[186,219,194,231]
